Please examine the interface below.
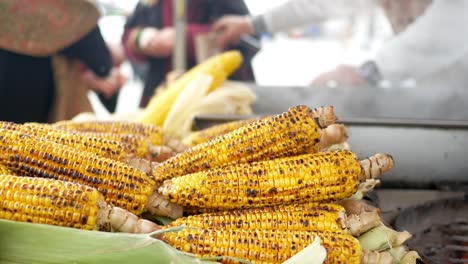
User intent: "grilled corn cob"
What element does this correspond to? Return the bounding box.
[0,175,160,233]
[137,51,242,126]
[162,228,361,264]
[182,118,259,147]
[0,122,133,162]
[168,203,347,234]
[52,121,186,154]
[67,131,174,163]
[182,106,337,147]
[0,128,154,215]
[52,121,164,146]
[169,203,380,237]
[159,150,394,210]
[153,105,347,183]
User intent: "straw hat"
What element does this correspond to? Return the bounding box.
[0,0,100,56]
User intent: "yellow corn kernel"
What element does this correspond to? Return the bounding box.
[163,228,361,264]
[182,118,259,147]
[52,121,164,146]
[169,203,347,234]
[159,150,394,210]
[137,51,242,126]
[153,105,322,183]
[0,128,154,215]
[0,175,101,230]
[0,164,12,175]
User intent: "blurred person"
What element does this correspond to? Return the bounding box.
[122,0,257,107]
[0,0,124,123]
[215,0,468,90]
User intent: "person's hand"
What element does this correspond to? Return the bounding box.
[82,67,126,98]
[311,65,367,87]
[138,27,175,57]
[212,15,254,49]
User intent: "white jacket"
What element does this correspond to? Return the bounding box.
[254,0,468,89]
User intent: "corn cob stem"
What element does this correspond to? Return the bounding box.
[162,228,361,264]
[400,251,421,264]
[312,106,337,128]
[145,192,184,220]
[159,150,394,210]
[335,199,381,216]
[0,175,160,233]
[153,105,347,183]
[359,153,394,181]
[358,224,412,251]
[316,124,348,151]
[361,250,395,264]
[346,211,381,236]
[97,201,161,233]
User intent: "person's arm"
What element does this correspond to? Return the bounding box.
[374,0,468,82]
[214,0,369,48]
[254,0,368,34]
[60,26,124,98]
[60,26,111,77]
[185,0,250,58]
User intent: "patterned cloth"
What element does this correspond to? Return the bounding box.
[0,0,99,56]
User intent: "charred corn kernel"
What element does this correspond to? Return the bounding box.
[182,202,344,215]
[0,122,133,162]
[68,131,151,160]
[163,228,361,264]
[160,150,394,210]
[153,105,322,183]
[168,203,347,234]
[0,129,154,215]
[52,121,163,146]
[0,175,161,233]
[137,51,242,126]
[182,118,259,147]
[0,175,101,230]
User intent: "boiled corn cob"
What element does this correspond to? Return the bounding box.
[0,128,154,215]
[0,175,160,233]
[137,51,243,126]
[182,118,260,147]
[162,228,361,264]
[159,150,394,210]
[168,203,347,234]
[153,105,347,183]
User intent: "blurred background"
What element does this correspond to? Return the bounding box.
[95,0,393,114]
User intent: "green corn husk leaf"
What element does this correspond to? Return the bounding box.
[0,219,217,264]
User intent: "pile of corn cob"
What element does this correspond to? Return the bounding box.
[0,104,420,263]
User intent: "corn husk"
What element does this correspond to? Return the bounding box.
[283,236,326,264]
[0,219,216,264]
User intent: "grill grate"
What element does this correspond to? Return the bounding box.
[394,199,468,264]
